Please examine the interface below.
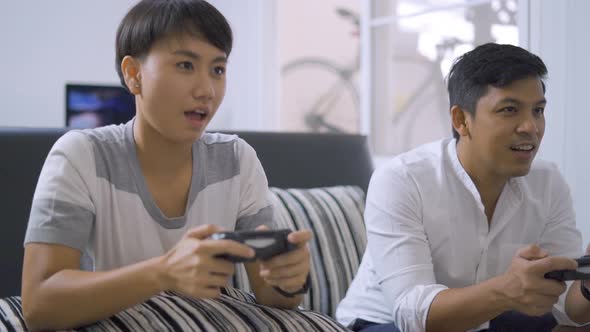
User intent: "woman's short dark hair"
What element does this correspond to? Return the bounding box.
[115,0,233,90]
[447,43,548,139]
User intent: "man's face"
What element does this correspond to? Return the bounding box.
[463,76,546,179]
[135,34,227,144]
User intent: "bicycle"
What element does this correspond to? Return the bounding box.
[280,0,516,145]
[280,7,456,138]
[385,37,467,153]
[280,7,360,134]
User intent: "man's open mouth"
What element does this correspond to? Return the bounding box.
[510,144,535,152]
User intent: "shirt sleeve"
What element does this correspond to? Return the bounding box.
[235,138,276,231]
[24,131,96,253]
[538,163,586,326]
[364,162,447,332]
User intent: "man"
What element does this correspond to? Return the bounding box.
[336,43,590,332]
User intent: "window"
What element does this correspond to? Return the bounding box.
[361,0,518,154]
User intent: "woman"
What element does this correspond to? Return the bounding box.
[21,1,312,330]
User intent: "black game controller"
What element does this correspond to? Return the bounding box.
[211,229,297,263]
[544,255,590,281]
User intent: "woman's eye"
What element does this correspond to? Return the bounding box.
[177,62,194,71]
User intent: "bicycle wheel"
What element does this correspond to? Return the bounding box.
[281,58,359,133]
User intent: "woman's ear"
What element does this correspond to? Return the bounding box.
[451,105,471,139]
[121,56,142,95]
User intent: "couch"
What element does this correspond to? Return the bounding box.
[0,127,373,331]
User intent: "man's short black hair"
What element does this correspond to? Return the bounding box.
[447,43,548,139]
[115,0,233,91]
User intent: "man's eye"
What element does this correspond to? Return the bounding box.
[213,66,226,76]
[500,106,517,113]
[534,107,545,115]
[177,62,194,71]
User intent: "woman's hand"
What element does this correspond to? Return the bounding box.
[256,226,312,293]
[159,224,255,298]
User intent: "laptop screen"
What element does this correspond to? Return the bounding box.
[65,84,135,128]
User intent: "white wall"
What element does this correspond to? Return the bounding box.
[0,1,278,131]
[524,0,590,243]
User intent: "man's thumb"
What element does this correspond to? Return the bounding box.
[517,244,549,260]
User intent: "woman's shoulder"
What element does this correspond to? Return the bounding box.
[49,125,129,179]
[199,132,239,145]
[198,132,257,160]
[57,124,127,152]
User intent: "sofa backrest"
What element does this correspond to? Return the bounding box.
[1,128,68,298]
[233,186,368,317]
[233,132,373,192]
[0,127,373,298]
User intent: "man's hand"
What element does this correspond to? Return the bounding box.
[500,244,577,316]
[256,225,312,293]
[582,243,590,290]
[159,224,255,298]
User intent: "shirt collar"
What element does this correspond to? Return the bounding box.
[445,139,523,212]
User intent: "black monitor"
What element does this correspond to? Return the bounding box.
[65,84,136,128]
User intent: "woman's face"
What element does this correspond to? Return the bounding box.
[132,34,227,144]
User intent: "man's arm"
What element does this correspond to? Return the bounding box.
[538,163,589,325]
[565,280,590,324]
[565,244,590,324]
[426,278,508,332]
[22,225,254,332]
[426,245,575,332]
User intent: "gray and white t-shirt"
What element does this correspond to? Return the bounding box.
[24,121,274,271]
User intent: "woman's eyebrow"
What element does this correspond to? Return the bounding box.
[172,49,227,63]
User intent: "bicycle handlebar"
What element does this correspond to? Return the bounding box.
[336,7,359,27]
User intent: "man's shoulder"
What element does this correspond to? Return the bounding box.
[515,159,567,195]
[370,139,452,193]
[380,139,451,174]
[526,159,561,179]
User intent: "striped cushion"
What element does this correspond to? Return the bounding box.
[233,186,367,317]
[0,288,349,331]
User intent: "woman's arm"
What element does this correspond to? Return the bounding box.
[244,229,312,309]
[22,243,165,331]
[22,225,255,332]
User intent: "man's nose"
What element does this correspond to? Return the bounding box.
[516,112,540,135]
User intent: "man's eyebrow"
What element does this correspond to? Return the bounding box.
[535,98,547,105]
[172,50,227,63]
[495,97,547,106]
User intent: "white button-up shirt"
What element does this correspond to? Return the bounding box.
[336,138,583,332]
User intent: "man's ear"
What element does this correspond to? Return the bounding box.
[451,105,471,139]
[121,56,142,95]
